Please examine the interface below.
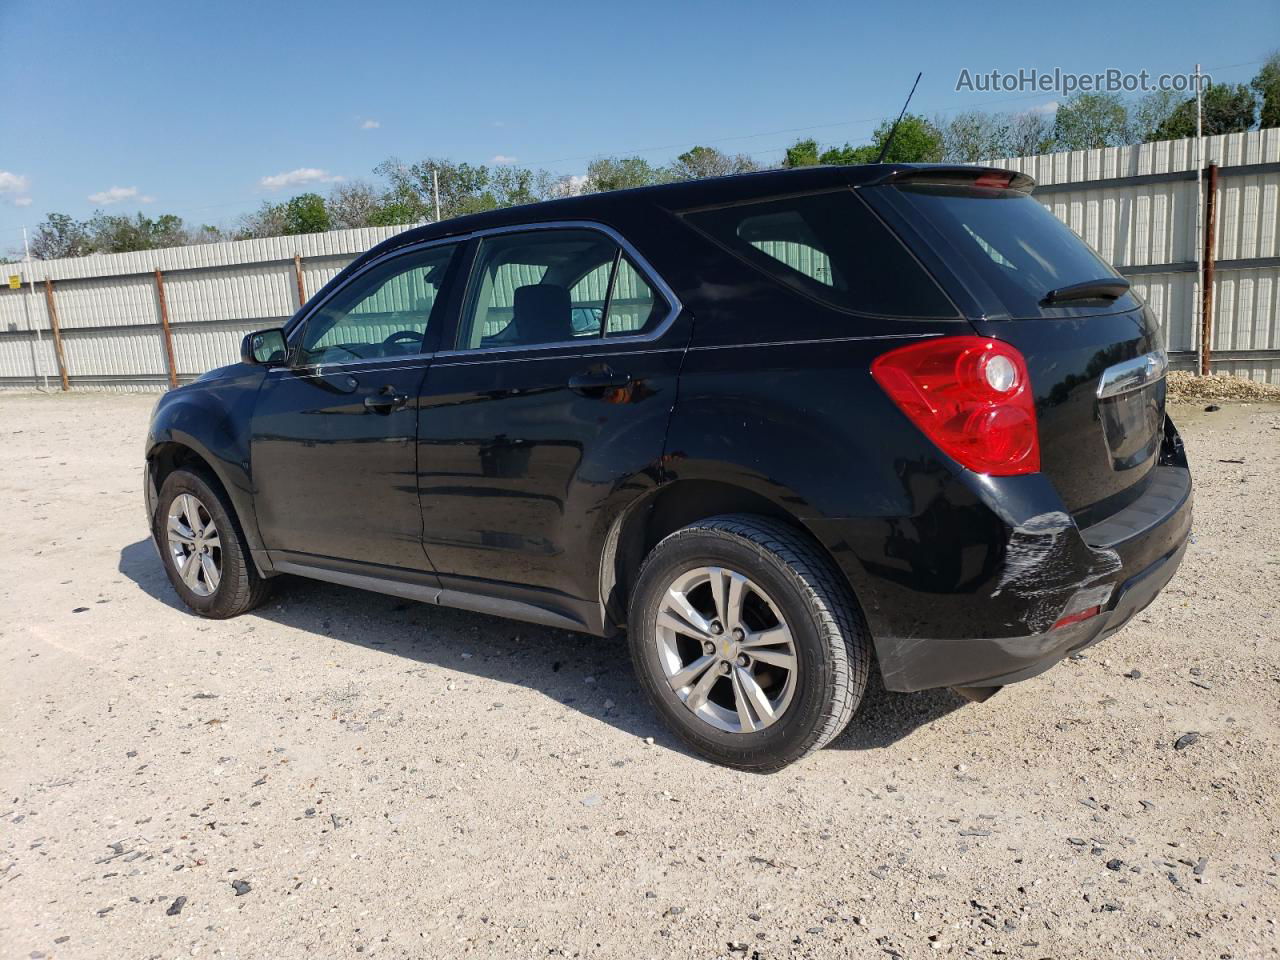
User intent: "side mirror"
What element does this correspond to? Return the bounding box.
[241,328,288,366]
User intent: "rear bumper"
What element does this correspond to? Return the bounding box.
[877,531,1188,691]
[808,413,1193,693]
[871,462,1191,692]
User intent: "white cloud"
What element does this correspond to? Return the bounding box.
[259,168,344,190]
[0,170,32,207]
[360,119,380,129]
[491,154,518,165]
[1028,100,1060,115]
[0,171,29,193]
[88,185,154,205]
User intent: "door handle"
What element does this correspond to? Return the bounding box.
[363,386,408,414]
[568,368,631,396]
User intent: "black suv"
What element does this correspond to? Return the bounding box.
[145,164,1191,771]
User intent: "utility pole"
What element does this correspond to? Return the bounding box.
[22,227,49,391]
[432,168,442,223]
[1194,63,1204,377]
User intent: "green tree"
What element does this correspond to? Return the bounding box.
[29,213,92,259]
[325,181,384,229]
[235,201,288,240]
[1126,90,1183,143]
[280,193,330,235]
[583,155,669,192]
[86,212,189,253]
[781,115,942,168]
[782,138,820,167]
[819,142,871,164]
[669,145,758,180]
[863,114,944,163]
[941,110,1011,162]
[1252,51,1280,128]
[1154,83,1258,140]
[374,157,515,219]
[1006,110,1055,157]
[1053,93,1130,149]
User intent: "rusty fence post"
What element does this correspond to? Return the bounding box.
[154,268,179,388]
[294,253,307,308]
[42,279,70,391]
[1200,163,1218,376]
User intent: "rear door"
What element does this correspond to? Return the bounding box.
[871,176,1166,518]
[415,225,687,626]
[251,241,463,571]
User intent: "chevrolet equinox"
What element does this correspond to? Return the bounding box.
[145,164,1192,771]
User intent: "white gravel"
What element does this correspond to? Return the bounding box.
[1,392,1277,959]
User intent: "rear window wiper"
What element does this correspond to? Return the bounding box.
[1041,278,1131,305]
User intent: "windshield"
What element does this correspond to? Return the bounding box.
[895,184,1132,317]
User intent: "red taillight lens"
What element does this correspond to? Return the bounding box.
[871,336,1040,476]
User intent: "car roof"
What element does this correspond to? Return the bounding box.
[364,163,1033,257]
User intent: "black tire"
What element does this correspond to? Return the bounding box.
[628,515,872,772]
[152,467,270,619]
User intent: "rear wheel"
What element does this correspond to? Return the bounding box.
[628,515,871,772]
[153,468,270,618]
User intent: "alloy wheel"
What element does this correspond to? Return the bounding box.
[654,566,798,733]
[166,493,221,597]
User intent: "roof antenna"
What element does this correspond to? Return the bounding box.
[876,72,923,164]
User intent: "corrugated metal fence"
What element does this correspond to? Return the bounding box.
[0,226,408,391]
[1,127,1277,391]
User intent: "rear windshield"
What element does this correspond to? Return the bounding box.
[683,190,955,318]
[894,184,1130,317]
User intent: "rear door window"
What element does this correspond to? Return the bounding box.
[456,228,670,350]
[683,190,955,318]
[892,183,1133,317]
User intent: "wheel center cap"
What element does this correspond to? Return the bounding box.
[720,639,738,659]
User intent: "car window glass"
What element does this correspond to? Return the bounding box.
[684,190,955,318]
[742,211,835,287]
[459,230,619,350]
[605,257,663,336]
[894,183,1130,317]
[300,244,456,365]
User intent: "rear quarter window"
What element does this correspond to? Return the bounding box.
[683,189,956,319]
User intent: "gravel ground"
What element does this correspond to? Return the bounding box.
[1,392,1277,960]
[1167,372,1280,403]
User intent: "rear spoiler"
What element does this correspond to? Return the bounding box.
[865,165,1037,195]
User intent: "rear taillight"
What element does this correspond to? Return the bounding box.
[871,336,1040,476]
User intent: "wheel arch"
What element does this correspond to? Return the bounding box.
[146,411,269,574]
[599,478,852,634]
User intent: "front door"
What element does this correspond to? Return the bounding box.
[416,226,687,625]
[251,241,462,572]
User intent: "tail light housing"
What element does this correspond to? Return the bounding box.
[871,336,1040,476]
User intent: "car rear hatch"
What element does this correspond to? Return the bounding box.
[871,170,1168,520]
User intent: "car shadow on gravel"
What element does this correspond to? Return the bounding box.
[828,672,968,751]
[120,538,967,758]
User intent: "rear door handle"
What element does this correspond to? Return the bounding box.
[364,385,408,414]
[568,368,631,396]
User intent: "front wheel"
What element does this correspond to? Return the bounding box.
[153,468,270,619]
[628,515,871,772]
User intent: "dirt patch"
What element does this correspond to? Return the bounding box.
[1167,370,1280,403]
[1,392,1277,959]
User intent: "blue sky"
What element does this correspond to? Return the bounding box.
[0,0,1274,244]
